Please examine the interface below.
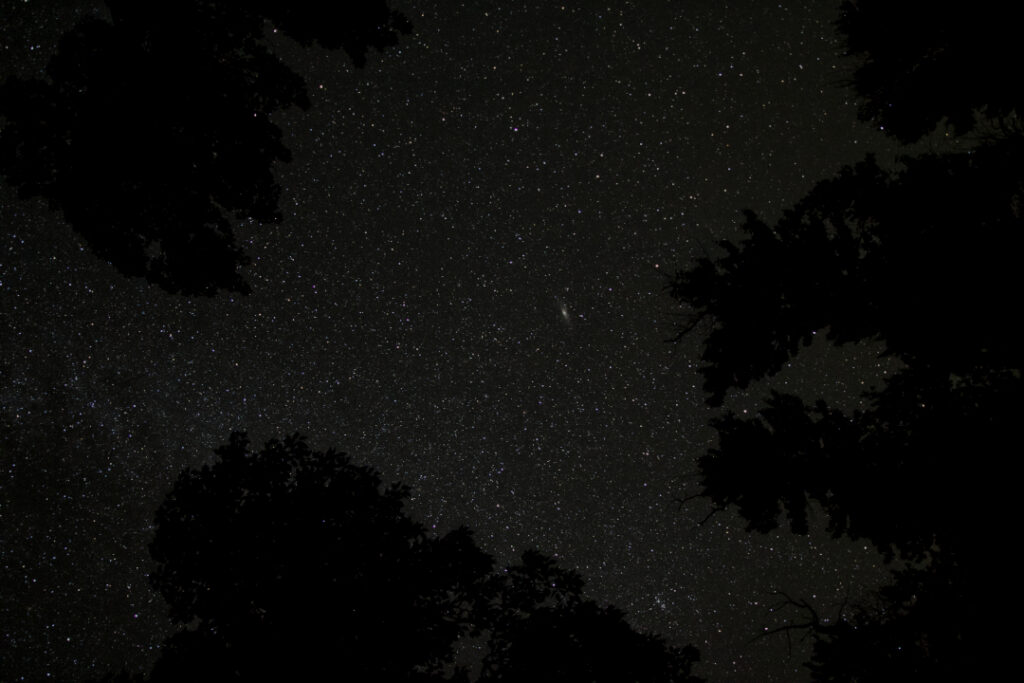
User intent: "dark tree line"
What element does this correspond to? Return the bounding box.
[669,1,1021,680]
[97,433,703,683]
[0,1,410,295]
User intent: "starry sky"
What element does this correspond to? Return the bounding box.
[1,1,900,680]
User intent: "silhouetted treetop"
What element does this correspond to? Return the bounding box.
[667,9,1024,674]
[138,432,703,682]
[104,0,413,67]
[837,0,1024,143]
[244,0,413,65]
[696,366,1021,565]
[801,553,983,682]
[0,1,410,295]
[671,143,1024,408]
[672,141,1023,567]
[148,432,491,681]
[476,550,703,683]
[481,599,702,683]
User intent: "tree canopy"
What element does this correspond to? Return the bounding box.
[673,144,1021,554]
[0,1,410,295]
[668,3,1021,679]
[478,550,702,683]
[837,0,1024,144]
[146,432,489,681]
[119,432,703,682]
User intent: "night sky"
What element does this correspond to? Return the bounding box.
[2,2,900,680]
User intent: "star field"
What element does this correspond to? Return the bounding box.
[2,1,898,680]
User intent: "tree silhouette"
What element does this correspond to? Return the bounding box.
[128,433,702,682]
[478,552,703,683]
[803,554,981,682]
[838,0,1024,144]
[145,432,489,682]
[675,144,1022,558]
[668,5,1022,680]
[0,1,410,295]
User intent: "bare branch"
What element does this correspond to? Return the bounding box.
[665,311,708,343]
[672,492,705,511]
[697,505,725,526]
[671,469,702,483]
[751,592,822,657]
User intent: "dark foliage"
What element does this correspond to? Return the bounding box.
[804,554,983,682]
[120,433,702,682]
[675,141,1023,559]
[668,6,1023,680]
[0,1,410,295]
[246,0,412,66]
[671,144,1020,679]
[479,550,702,683]
[146,432,490,682]
[838,0,1024,143]
[671,146,1024,413]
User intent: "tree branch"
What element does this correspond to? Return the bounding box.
[751,591,821,657]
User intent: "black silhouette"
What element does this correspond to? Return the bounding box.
[0,1,410,295]
[145,432,489,681]
[479,552,703,683]
[801,555,979,681]
[671,148,1019,682]
[127,433,702,682]
[675,142,1022,553]
[668,5,1023,679]
[838,0,1024,143]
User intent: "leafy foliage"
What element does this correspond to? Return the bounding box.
[673,141,1023,556]
[838,0,1024,143]
[669,5,1023,679]
[478,551,703,683]
[0,1,410,295]
[147,432,490,681]
[127,433,704,682]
